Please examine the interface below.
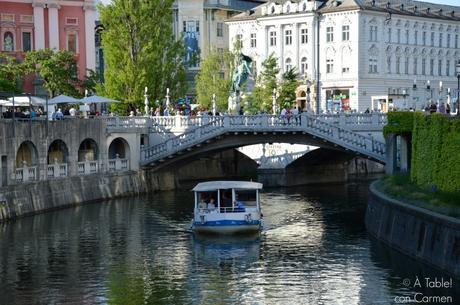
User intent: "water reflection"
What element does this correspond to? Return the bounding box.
[0,182,458,305]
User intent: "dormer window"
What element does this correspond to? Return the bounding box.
[271,6,275,14]
[303,3,307,11]
[286,5,290,13]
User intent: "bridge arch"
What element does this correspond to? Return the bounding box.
[78,138,99,162]
[108,137,130,160]
[16,140,39,168]
[48,139,69,164]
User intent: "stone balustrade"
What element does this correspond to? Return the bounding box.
[77,161,99,175]
[15,165,37,182]
[47,163,68,178]
[140,113,387,166]
[108,157,130,172]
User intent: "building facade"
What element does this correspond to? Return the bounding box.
[0,0,97,93]
[227,0,460,112]
[172,0,264,95]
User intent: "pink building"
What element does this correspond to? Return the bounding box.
[0,0,97,93]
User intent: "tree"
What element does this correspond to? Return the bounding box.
[244,53,279,113]
[195,48,234,111]
[277,68,300,109]
[0,54,24,93]
[23,49,81,97]
[99,0,187,113]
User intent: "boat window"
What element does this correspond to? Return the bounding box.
[197,191,218,205]
[219,190,233,208]
[234,189,257,207]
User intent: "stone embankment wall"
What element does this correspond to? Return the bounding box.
[366,181,460,278]
[0,149,258,222]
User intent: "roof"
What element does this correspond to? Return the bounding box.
[226,0,460,22]
[192,181,263,191]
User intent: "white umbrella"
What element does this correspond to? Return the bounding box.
[7,96,46,106]
[80,95,120,104]
[49,94,80,105]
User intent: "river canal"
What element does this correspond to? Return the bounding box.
[0,181,458,305]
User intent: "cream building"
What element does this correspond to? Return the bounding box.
[172,0,265,95]
[227,0,460,113]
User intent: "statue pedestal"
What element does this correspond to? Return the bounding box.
[227,93,240,114]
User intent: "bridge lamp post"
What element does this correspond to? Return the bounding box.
[439,81,443,105]
[426,80,431,106]
[456,60,460,115]
[272,88,277,115]
[144,86,149,116]
[402,89,407,109]
[212,94,216,116]
[165,88,170,110]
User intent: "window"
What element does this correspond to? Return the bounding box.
[439,33,443,47]
[196,21,200,33]
[369,57,378,73]
[405,30,409,44]
[217,22,223,37]
[396,56,401,74]
[285,58,292,71]
[438,59,442,76]
[301,28,308,44]
[67,32,77,53]
[414,30,418,45]
[387,56,392,73]
[413,58,418,75]
[300,57,307,74]
[370,26,377,42]
[446,60,450,76]
[3,31,14,51]
[342,25,349,41]
[430,58,434,75]
[326,27,333,42]
[430,32,434,46]
[217,48,224,54]
[342,67,350,73]
[397,29,401,43]
[447,34,451,48]
[269,31,276,46]
[285,29,292,45]
[22,32,31,52]
[456,34,459,49]
[405,57,409,74]
[250,33,256,48]
[387,28,392,43]
[183,21,186,32]
[422,31,426,45]
[326,58,334,73]
[422,58,426,75]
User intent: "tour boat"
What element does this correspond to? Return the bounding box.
[191,181,263,234]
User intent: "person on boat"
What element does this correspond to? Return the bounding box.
[198,199,207,211]
[207,198,216,211]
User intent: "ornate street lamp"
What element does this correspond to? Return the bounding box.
[144,86,149,116]
[212,93,216,116]
[456,60,460,115]
[402,88,407,109]
[272,88,277,115]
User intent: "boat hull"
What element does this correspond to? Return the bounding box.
[192,220,261,235]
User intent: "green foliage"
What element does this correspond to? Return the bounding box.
[411,113,460,192]
[383,111,415,137]
[195,48,233,111]
[244,53,279,113]
[378,175,460,218]
[23,49,81,97]
[276,68,300,109]
[0,54,25,93]
[99,0,187,113]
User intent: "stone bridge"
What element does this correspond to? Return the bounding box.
[0,113,387,187]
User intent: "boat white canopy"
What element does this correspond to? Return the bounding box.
[192,181,263,192]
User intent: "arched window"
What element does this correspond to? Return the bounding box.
[271,6,275,14]
[3,31,14,51]
[285,58,292,71]
[67,32,78,53]
[303,3,307,11]
[286,5,290,13]
[300,57,308,74]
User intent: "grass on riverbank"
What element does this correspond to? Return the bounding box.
[376,175,460,219]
